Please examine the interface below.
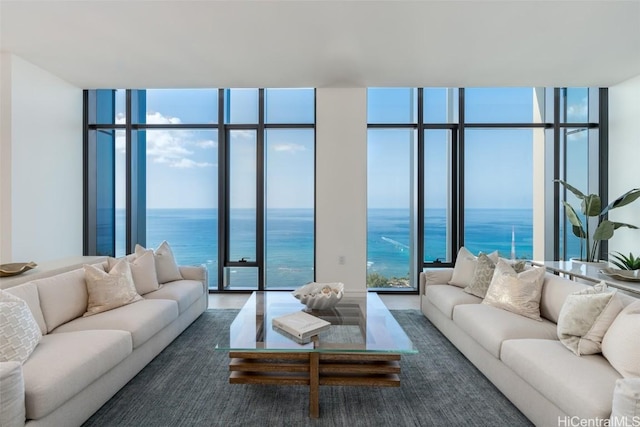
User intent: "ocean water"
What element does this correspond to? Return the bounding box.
[116,208,541,289]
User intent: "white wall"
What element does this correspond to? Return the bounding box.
[0,54,83,263]
[0,54,12,261]
[315,88,368,294]
[608,74,640,256]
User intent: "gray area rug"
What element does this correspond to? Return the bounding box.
[83,309,532,427]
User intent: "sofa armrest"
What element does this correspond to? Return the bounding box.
[0,361,25,427]
[419,268,454,295]
[179,265,208,287]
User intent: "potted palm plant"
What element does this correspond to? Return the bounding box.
[555,180,640,263]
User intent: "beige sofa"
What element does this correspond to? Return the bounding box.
[0,259,208,427]
[420,267,638,427]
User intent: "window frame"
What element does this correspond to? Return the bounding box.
[366,87,605,293]
[84,88,317,292]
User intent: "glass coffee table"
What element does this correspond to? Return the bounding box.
[216,291,417,418]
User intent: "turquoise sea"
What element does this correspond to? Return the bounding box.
[116,208,555,289]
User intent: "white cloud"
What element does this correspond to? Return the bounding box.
[196,139,217,148]
[272,142,306,153]
[230,129,255,140]
[115,129,126,153]
[567,97,588,122]
[146,111,183,125]
[170,158,214,169]
[112,111,217,167]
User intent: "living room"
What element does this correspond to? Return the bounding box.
[1,1,639,426]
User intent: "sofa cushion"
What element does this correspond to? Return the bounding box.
[4,282,47,335]
[482,262,546,321]
[22,330,132,420]
[501,339,621,420]
[557,283,624,356]
[0,291,42,364]
[539,273,589,323]
[84,261,143,317]
[51,299,179,348]
[425,284,481,319]
[0,361,25,427]
[453,303,557,358]
[34,267,94,333]
[602,300,640,378]
[143,280,204,314]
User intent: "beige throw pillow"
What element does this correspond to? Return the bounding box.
[482,260,545,321]
[135,241,182,284]
[557,282,624,356]
[449,247,499,288]
[108,250,160,295]
[602,300,640,378]
[0,290,42,363]
[84,260,142,317]
[464,253,497,298]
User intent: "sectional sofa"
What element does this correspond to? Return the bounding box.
[0,257,208,427]
[420,265,639,426]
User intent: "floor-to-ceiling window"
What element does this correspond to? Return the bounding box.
[87,87,601,293]
[221,88,315,291]
[366,87,604,291]
[85,88,316,291]
[367,89,417,290]
[463,88,541,261]
[557,88,601,261]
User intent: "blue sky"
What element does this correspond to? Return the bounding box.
[115,87,589,210]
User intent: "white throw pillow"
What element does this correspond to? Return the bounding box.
[83,260,142,317]
[0,290,42,363]
[108,250,160,295]
[556,282,624,356]
[135,241,182,284]
[0,361,25,426]
[602,300,640,378]
[610,378,640,426]
[449,247,499,288]
[482,260,546,321]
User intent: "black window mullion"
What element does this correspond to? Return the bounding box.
[84,90,116,257]
[83,90,95,255]
[218,88,227,291]
[126,90,147,254]
[257,89,266,290]
[456,88,465,254]
[597,88,609,261]
[416,89,425,274]
[554,88,562,260]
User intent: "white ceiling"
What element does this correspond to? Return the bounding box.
[1,0,640,89]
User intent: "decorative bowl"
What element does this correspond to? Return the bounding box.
[0,262,37,277]
[600,267,640,282]
[292,282,344,310]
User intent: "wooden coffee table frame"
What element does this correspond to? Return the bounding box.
[229,346,401,418]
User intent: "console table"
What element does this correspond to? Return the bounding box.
[530,260,640,296]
